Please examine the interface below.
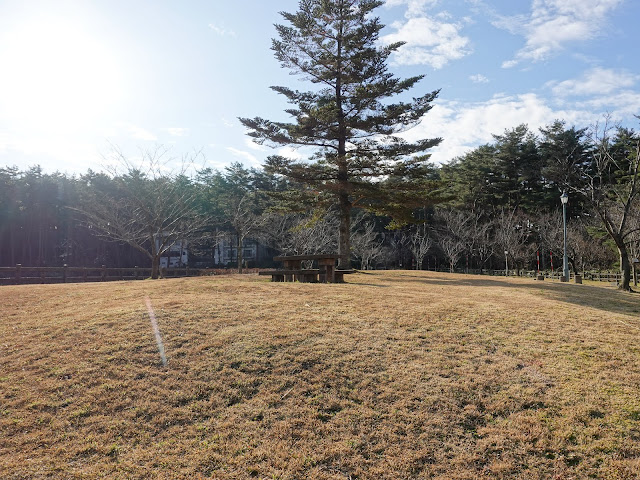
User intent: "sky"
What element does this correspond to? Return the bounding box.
[0,0,639,175]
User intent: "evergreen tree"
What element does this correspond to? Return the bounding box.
[239,0,443,267]
[440,144,498,213]
[538,120,591,211]
[491,124,543,211]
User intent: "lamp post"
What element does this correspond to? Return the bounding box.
[504,250,508,276]
[561,190,569,282]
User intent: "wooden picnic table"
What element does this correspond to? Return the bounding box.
[272,254,340,283]
[259,254,356,283]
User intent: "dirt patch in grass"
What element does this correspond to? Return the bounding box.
[1,271,640,479]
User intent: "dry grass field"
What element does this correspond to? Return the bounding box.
[1,271,640,479]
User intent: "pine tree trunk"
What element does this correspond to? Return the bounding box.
[338,193,351,269]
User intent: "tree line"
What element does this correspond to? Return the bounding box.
[1,118,637,282]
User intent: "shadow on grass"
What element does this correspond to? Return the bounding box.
[345,271,392,288]
[384,272,640,318]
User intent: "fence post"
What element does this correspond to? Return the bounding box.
[16,264,21,285]
[63,264,68,283]
[82,267,87,282]
[134,266,138,280]
[101,265,107,282]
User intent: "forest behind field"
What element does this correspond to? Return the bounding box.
[1,119,638,278]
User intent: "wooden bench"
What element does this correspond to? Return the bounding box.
[334,269,356,283]
[259,269,355,283]
[259,269,320,283]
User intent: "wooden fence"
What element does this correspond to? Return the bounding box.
[0,264,630,286]
[420,267,626,284]
[0,264,261,286]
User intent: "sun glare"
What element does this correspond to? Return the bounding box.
[0,17,124,131]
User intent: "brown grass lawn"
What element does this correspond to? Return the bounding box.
[1,271,640,479]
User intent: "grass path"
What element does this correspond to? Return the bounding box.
[1,271,640,479]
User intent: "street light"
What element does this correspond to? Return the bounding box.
[560,190,569,282]
[504,250,508,276]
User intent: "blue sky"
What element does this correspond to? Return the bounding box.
[0,0,639,174]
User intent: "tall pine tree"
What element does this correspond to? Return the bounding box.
[239,0,443,267]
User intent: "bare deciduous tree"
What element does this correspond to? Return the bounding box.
[467,217,494,272]
[435,209,471,273]
[402,222,433,270]
[560,117,640,290]
[75,146,205,279]
[229,193,267,273]
[493,208,533,274]
[227,192,271,273]
[536,211,610,274]
[569,220,617,272]
[264,211,338,258]
[351,213,385,270]
[535,211,564,271]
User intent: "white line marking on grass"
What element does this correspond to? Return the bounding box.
[614,318,640,331]
[145,296,167,366]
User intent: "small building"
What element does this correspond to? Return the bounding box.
[213,236,275,268]
[159,240,188,269]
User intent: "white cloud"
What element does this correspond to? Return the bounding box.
[470,74,489,84]
[548,67,639,97]
[499,0,623,67]
[221,118,236,128]
[277,146,304,160]
[400,94,597,164]
[400,72,640,164]
[384,0,440,17]
[164,127,189,137]
[115,123,157,141]
[226,147,259,166]
[544,67,640,117]
[208,23,236,37]
[381,17,471,68]
[244,138,267,152]
[381,0,471,68]
[0,131,102,172]
[0,133,9,154]
[572,91,640,118]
